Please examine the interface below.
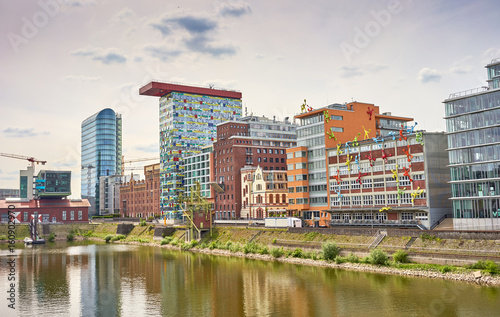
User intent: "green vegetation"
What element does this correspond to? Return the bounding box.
[104,235,113,243]
[110,234,126,242]
[48,232,56,242]
[66,233,75,241]
[369,249,389,265]
[0,235,7,240]
[139,219,147,226]
[270,247,284,258]
[420,233,441,242]
[322,242,340,261]
[466,260,500,274]
[392,250,409,263]
[161,237,173,245]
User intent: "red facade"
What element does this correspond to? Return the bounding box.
[0,199,90,223]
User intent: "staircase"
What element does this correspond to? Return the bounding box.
[404,237,417,250]
[433,218,454,231]
[369,230,387,249]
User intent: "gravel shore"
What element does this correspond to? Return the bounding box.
[158,244,500,286]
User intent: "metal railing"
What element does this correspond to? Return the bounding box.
[447,87,489,100]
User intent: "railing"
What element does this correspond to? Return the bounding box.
[329,219,421,228]
[430,214,452,230]
[447,87,489,100]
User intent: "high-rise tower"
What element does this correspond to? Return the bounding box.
[81,108,122,217]
[140,82,242,219]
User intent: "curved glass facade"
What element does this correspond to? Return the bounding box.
[445,60,500,230]
[81,108,122,216]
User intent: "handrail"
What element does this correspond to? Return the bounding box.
[430,214,452,230]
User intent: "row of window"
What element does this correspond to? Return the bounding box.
[447,126,500,149]
[289,184,327,193]
[450,162,500,182]
[330,175,424,191]
[451,181,500,198]
[452,198,500,219]
[448,144,500,165]
[330,192,425,206]
[330,212,428,221]
[444,90,500,117]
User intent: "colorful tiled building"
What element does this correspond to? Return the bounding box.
[139,82,242,219]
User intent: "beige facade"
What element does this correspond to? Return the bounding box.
[240,166,289,219]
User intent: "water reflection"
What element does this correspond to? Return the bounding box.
[1,242,500,317]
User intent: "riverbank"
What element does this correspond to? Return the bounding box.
[2,223,500,286]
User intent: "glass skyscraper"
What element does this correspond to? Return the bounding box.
[140,82,242,219]
[81,108,122,217]
[444,58,500,230]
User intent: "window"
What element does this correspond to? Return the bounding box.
[257,149,261,153]
[413,174,425,180]
[340,181,349,190]
[70,210,74,220]
[352,196,362,205]
[373,178,384,188]
[62,210,66,221]
[374,194,385,205]
[341,196,350,205]
[289,187,295,193]
[363,195,373,206]
[362,178,372,189]
[387,194,398,205]
[263,149,267,154]
[401,212,414,221]
[270,158,274,163]
[353,212,363,220]
[351,180,360,190]
[289,198,295,204]
[287,164,294,170]
[78,210,82,220]
[23,212,28,222]
[331,127,344,132]
[287,175,294,181]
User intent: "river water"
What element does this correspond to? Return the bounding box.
[0,241,499,317]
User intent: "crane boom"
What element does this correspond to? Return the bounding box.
[0,152,47,167]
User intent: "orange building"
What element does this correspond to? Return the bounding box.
[120,163,160,218]
[287,102,413,227]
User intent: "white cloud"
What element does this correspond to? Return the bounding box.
[61,75,101,82]
[71,47,127,64]
[3,127,50,138]
[217,1,252,17]
[417,67,442,83]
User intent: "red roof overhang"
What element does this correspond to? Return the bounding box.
[139,82,242,99]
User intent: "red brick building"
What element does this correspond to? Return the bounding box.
[212,115,297,219]
[120,163,160,218]
[0,198,90,223]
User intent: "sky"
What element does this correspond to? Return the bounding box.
[1,0,500,198]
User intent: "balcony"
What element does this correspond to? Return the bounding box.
[329,219,425,229]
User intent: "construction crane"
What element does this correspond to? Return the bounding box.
[0,153,47,168]
[121,156,159,175]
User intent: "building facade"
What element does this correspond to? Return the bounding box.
[35,170,71,198]
[212,115,297,219]
[119,163,160,218]
[0,198,90,223]
[327,132,451,229]
[0,188,20,200]
[240,166,289,219]
[184,145,214,200]
[99,174,123,215]
[81,108,122,217]
[287,102,413,226]
[139,82,242,219]
[444,58,500,230]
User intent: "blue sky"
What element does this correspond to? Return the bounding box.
[1,0,500,197]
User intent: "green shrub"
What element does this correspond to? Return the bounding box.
[270,247,284,258]
[171,238,179,246]
[104,235,113,242]
[272,238,277,244]
[160,238,170,245]
[230,243,241,253]
[0,235,7,240]
[485,261,500,274]
[360,256,371,264]
[209,241,218,250]
[243,242,259,254]
[224,241,233,250]
[116,234,126,240]
[467,260,487,270]
[66,233,75,241]
[83,230,93,237]
[393,250,409,263]
[335,256,346,264]
[291,248,303,258]
[346,253,359,263]
[439,265,453,273]
[369,249,388,265]
[48,232,56,242]
[110,236,120,242]
[259,246,269,255]
[322,242,340,261]
[140,220,147,226]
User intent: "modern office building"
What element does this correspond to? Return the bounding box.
[81,108,122,217]
[444,58,500,230]
[184,145,214,200]
[326,132,451,229]
[212,115,297,219]
[20,166,34,199]
[119,163,160,218]
[139,82,242,219]
[99,174,123,215]
[240,166,289,219]
[287,102,413,226]
[0,188,19,200]
[35,170,71,198]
